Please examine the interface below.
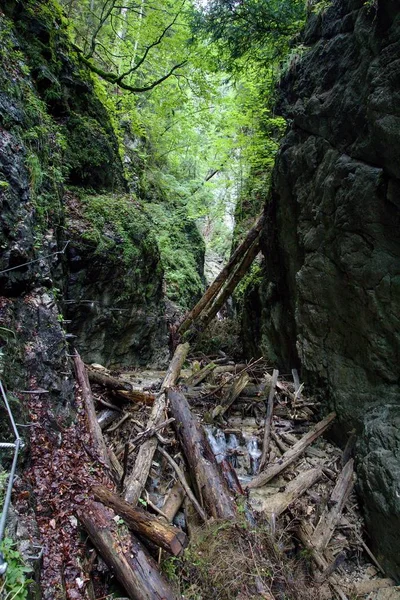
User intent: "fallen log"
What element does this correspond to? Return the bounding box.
[87,368,132,392]
[213,364,247,375]
[87,366,155,405]
[92,485,188,556]
[168,389,236,520]
[259,369,279,472]
[252,468,322,518]
[124,343,190,505]
[78,500,180,600]
[311,459,354,552]
[162,480,186,523]
[114,388,155,405]
[185,362,216,386]
[178,213,265,335]
[248,412,336,489]
[211,372,250,419]
[73,351,115,477]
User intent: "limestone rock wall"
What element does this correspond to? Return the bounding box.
[256,0,400,576]
[0,0,168,372]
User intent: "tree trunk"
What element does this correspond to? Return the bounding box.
[199,237,260,330]
[78,500,180,600]
[124,343,190,505]
[92,484,188,556]
[178,214,264,334]
[87,368,132,391]
[73,351,114,477]
[168,389,236,520]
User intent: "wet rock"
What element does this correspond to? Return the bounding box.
[357,405,400,578]
[245,0,400,575]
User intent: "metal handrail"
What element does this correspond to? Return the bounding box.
[0,380,24,575]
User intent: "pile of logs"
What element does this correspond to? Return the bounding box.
[71,345,397,600]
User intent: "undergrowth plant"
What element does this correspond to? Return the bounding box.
[163,516,321,600]
[0,538,31,600]
[0,473,31,600]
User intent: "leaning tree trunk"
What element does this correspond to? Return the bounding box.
[178,213,264,335]
[199,237,260,330]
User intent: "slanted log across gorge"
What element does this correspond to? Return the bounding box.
[178,213,265,335]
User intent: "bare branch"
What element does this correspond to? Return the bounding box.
[86,0,119,59]
[116,1,185,82]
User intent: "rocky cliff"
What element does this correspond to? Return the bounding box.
[0,0,172,382]
[250,0,400,576]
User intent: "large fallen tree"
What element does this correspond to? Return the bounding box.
[168,389,237,520]
[78,500,180,600]
[178,213,264,336]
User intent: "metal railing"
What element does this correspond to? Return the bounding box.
[0,380,24,575]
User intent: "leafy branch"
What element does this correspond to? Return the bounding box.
[72,0,188,93]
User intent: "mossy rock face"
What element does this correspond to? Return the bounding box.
[65,192,168,367]
[4,0,126,192]
[141,201,206,311]
[65,113,124,190]
[0,13,64,295]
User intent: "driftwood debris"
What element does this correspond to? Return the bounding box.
[78,500,180,600]
[211,371,250,419]
[311,458,354,551]
[259,368,279,472]
[76,337,390,599]
[254,468,322,518]
[92,484,188,556]
[168,389,236,519]
[124,342,189,505]
[178,213,264,335]
[248,412,336,489]
[73,351,115,477]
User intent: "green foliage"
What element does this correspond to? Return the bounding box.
[0,538,32,600]
[191,0,306,70]
[142,199,205,309]
[310,0,332,14]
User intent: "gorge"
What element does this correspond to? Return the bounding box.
[0,0,398,597]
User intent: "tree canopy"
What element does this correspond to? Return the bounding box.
[191,0,306,68]
[60,0,306,304]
